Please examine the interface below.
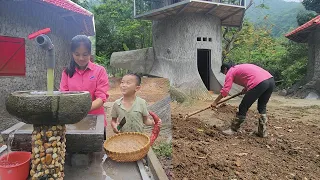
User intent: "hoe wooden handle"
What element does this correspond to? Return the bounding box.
[184,92,242,119]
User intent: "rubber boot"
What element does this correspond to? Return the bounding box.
[222,116,245,135]
[257,114,268,137]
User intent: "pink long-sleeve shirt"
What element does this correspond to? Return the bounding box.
[59,61,109,126]
[220,64,273,97]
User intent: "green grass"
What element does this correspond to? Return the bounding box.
[152,141,172,158]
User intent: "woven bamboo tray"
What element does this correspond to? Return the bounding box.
[103,132,151,162]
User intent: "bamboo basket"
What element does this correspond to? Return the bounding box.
[103,132,151,162]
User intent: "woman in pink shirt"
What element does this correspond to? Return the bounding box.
[59,35,109,139]
[211,63,275,137]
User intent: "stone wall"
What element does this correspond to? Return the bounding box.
[286,27,320,99]
[110,48,155,74]
[304,27,320,98]
[315,28,320,95]
[308,27,320,81]
[0,2,80,131]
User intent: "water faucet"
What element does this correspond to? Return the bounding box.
[28,28,55,69]
[36,35,55,69]
[36,34,54,51]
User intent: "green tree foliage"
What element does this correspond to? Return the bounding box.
[302,0,320,13]
[225,21,285,77]
[70,0,91,9]
[222,27,241,61]
[278,41,308,87]
[223,0,310,88]
[92,0,152,70]
[296,10,317,25]
[245,0,304,37]
[224,21,307,87]
[71,0,152,76]
[296,0,319,25]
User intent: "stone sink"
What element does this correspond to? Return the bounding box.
[5,91,92,125]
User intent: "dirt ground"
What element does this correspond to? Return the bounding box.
[107,78,320,180]
[170,94,320,180]
[107,77,169,103]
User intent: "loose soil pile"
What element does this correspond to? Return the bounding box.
[172,104,320,180]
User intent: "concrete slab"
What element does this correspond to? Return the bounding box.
[104,158,142,180]
[64,152,143,180]
[64,152,105,180]
[137,160,151,180]
[147,149,169,180]
[1,115,104,153]
[71,153,90,167]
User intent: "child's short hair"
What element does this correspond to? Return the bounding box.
[125,73,141,86]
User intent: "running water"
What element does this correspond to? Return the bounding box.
[0,131,18,167]
[6,131,15,161]
[47,68,54,95]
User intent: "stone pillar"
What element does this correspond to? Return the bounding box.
[30,125,66,180]
[312,28,320,81]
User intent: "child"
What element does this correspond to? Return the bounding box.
[59,35,109,139]
[110,73,160,133]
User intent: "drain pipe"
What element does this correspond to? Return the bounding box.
[36,34,55,69]
[28,28,55,70]
[28,28,55,93]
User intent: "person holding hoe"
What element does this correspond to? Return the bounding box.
[211,63,275,137]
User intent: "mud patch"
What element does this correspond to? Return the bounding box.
[172,105,320,180]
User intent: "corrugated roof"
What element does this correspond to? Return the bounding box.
[40,0,95,36]
[135,0,246,27]
[43,0,93,16]
[285,15,320,43]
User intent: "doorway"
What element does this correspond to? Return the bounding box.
[197,49,211,90]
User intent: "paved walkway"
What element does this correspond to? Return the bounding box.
[64,152,143,180]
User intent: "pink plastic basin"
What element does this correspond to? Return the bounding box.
[0,151,31,180]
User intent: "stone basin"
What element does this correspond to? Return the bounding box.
[5,91,91,125]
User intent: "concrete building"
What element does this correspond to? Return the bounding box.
[285,15,320,99]
[111,0,246,100]
[0,0,95,131]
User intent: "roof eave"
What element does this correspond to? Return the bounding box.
[286,25,318,43]
[285,15,320,43]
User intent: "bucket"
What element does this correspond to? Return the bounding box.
[0,151,31,180]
